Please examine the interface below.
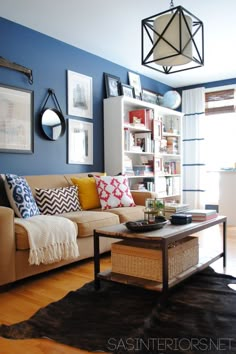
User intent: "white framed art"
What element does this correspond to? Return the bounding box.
[68,119,93,165]
[128,71,142,98]
[67,70,93,118]
[0,84,33,153]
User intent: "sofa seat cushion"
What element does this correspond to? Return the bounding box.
[105,205,145,223]
[61,210,120,238]
[15,211,119,250]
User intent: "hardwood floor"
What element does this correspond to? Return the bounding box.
[0,225,235,354]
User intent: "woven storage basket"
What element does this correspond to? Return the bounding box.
[111,236,199,282]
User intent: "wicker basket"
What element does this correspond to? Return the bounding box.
[111,236,199,282]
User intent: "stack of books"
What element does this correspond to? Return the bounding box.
[164,202,190,219]
[186,209,218,221]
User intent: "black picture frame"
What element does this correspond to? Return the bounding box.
[0,84,34,153]
[104,73,121,98]
[120,83,135,98]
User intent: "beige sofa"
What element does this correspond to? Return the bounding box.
[0,173,154,287]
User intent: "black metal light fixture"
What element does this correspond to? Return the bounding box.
[141,1,204,74]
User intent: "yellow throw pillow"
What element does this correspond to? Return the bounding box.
[71,177,101,210]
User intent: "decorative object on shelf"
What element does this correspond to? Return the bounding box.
[104,73,121,98]
[141,89,160,105]
[141,0,204,74]
[128,72,142,98]
[0,56,33,84]
[162,90,181,109]
[0,84,33,153]
[120,83,135,98]
[68,119,93,165]
[39,89,65,141]
[67,70,93,118]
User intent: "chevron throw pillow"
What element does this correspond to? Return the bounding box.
[35,186,81,215]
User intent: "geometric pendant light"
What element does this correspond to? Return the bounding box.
[141,1,204,74]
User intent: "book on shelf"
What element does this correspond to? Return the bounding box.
[163,160,180,175]
[185,209,218,221]
[123,155,134,175]
[133,164,154,176]
[131,182,146,191]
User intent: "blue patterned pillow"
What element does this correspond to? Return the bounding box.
[4,174,40,219]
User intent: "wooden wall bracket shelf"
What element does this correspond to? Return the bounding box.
[0,56,33,84]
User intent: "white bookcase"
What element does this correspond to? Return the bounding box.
[103,96,183,202]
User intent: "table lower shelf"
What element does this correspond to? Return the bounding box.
[97,250,224,291]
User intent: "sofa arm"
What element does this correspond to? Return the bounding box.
[0,206,16,286]
[131,191,157,206]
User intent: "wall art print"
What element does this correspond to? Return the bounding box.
[0,84,33,153]
[68,118,93,165]
[67,70,93,119]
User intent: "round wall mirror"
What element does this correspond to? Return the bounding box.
[40,108,65,141]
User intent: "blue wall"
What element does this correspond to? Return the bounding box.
[0,17,172,176]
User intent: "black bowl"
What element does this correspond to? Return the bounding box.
[125,217,168,232]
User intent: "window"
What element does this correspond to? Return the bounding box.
[205,87,236,170]
[204,86,236,204]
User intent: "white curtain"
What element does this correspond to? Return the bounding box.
[182,87,206,209]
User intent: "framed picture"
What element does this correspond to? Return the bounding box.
[128,72,142,98]
[104,73,121,98]
[68,119,93,165]
[67,70,93,119]
[0,84,33,153]
[120,83,135,98]
[141,89,160,105]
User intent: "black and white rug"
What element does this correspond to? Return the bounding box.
[0,267,236,353]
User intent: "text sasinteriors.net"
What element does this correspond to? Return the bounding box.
[107,337,234,352]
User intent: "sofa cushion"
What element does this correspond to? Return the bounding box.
[105,205,145,223]
[4,174,40,219]
[35,186,81,215]
[94,175,135,210]
[15,211,119,250]
[71,176,101,210]
[61,210,120,238]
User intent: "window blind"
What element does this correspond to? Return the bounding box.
[205,88,235,115]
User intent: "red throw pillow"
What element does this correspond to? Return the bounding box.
[94,175,135,210]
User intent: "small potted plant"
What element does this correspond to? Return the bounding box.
[154,199,165,217]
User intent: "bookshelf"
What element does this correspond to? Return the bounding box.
[103,96,183,201]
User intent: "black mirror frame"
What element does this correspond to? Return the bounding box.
[40,108,66,141]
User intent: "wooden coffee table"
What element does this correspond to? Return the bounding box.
[93,216,227,301]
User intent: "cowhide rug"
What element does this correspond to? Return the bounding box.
[0,267,236,353]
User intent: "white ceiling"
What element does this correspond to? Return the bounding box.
[1,0,236,88]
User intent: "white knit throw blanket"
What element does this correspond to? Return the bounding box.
[15,215,79,265]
